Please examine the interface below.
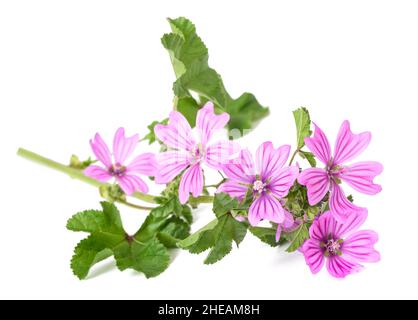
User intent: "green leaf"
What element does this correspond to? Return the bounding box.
[285,223,310,253]
[177,219,218,249]
[226,93,270,134]
[143,119,168,145]
[67,202,176,279]
[299,150,317,167]
[162,17,269,135]
[293,107,312,149]
[70,236,113,280]
[176,96,200,127]
[249,226,280,247]
[212,193,239,218]
[157,217,191,248]
[113,238,170,278]
[179,194,248,265]
[186,215,247,265]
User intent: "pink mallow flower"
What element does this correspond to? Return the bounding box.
[218,142,299,240]
[84,128,157,195]
[302,210,380,278]
[298,121,383,222]
[154,102,239,204]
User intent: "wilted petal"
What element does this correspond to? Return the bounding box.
[302,239,325,274]
[117,174,149,195]
[343,230,380,263]
[196,102,230,146]
[298,168,330,205]
[205,140,240,170]
[217,181,248,200]
[333,120,371,165]
[222,149,255,184]
[329,182,366,222]
[249,194,284,226]
[304,123,332,165]
[341,161,383,195]
[268,166,299,198]
[113,128,139,165]
[154,111,196,151]
[256,142,291,180]
[179,163,204,204]
[90,133,112,168]
[127,153,157,177]
[84,165,112,183]
[326,255,363,278]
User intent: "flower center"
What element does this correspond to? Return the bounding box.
[327,163,345,183]
[191,144,204,163]
[109,163,126,177]
[322,238,343,257]
[253,180,267,194]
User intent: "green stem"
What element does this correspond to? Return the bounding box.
[119,200,155,211]
[17,148,215,206]
[289,149,299,166]
[17,148,157,204]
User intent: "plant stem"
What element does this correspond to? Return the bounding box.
[17,148,157,204]
[119,200,155,211]
[17,148,215,206]
[289,149,299,166]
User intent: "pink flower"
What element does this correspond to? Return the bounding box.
[302,210,380,278]
[218,142,299,240]
[298,121,383,222]
[84,128,157,195]
[154,102,239,204]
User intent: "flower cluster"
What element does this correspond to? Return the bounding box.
[82,102,382,279]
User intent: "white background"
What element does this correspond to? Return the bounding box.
[1,0,417,300]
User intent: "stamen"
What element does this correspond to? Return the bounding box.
[109,163,127,177]
[253,180,266,194]
[322,238,343,256]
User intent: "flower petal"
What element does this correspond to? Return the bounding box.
[282,209,296,230]
[249,194,285,226]
[117,175,149,195]
[333,120,371,165]
[196,101,230,146]
[155,151,191,184]
[334,210,368,239]
[329,182,366,222]
[90,133,112,168]
[155,111,196,151]
[84,165,112,183]
[113,128,139,165]
[127,153,157,177]
[222,149,255,184]
[256,142,291,180]
[298,168,330,206]
[309,211,336,241]
[268,166,299,198]
[304,123,332,165]
[205,140,240,170]
[326,255,363,278]
[179,163,204,204]
[342,230,380,263]
[340,161,383,195]
[302,239,325,274]
[217,181,248,201]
